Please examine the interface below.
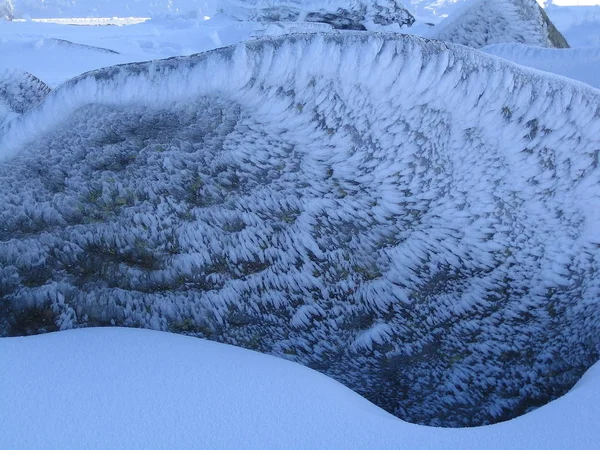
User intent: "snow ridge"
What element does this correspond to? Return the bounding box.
[429,0,570,48]
[1,32,600,427]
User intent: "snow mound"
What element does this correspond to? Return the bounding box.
[483,43,600,89]
[0,69,51,129]
[2,327,600,450]
[219,0,415,29]
[1,32,600,427]
[429,0,570,48]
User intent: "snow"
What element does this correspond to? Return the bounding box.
[1,327,600,449]
[482,43,600,89]
[544,3,600,47]
[10,0,218,19]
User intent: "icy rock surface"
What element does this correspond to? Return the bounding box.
[0,70,51,129]
[219,0,415,29]
[1,32,600,427]
[429,0,570,48]
[0,0,13,20]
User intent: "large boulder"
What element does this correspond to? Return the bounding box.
[1,33,599,427]
[219,0,415,30]
[429,0,570,48]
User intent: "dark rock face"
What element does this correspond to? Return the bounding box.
[1,33,599,427]
[220,0,415,30]
[430,0,570,49]
[539,6,570,49]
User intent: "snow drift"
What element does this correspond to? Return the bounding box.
[429,0,570,48]
[1,32,600,427]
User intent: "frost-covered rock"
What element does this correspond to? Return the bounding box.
[220,0,415,29]
[0,0,13,20]
[0,70,51,129]
[429,0,570,48]
[1,32,600,427]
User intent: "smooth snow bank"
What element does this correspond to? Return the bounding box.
[483,43,600,89]
[1,32,600,427]
[428,0,569,48]
[0,327,599,449]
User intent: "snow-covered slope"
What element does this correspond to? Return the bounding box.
[483,43,600,89]
[0,70,51,128]
[1,32,600,427]
[1,327,600,449]
[428,0,570,48]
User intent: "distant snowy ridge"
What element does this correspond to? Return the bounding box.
[0,70,51,129]
[1,33,600,427]
[483,43,600,89]
[219,0,415,29]
[429,0,570,48]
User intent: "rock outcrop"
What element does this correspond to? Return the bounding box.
[1,33,599,427]
[429,0,570,48]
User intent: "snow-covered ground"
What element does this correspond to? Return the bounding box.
[1,327,599,450]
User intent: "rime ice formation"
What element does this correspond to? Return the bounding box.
[428,0,570,48]
[0,70,51,129]
[0,0,13,20]
[1,33,600,427]
[219,0,415,29]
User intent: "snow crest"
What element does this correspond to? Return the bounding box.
[1,32,600,427]
[429,0,570,48]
